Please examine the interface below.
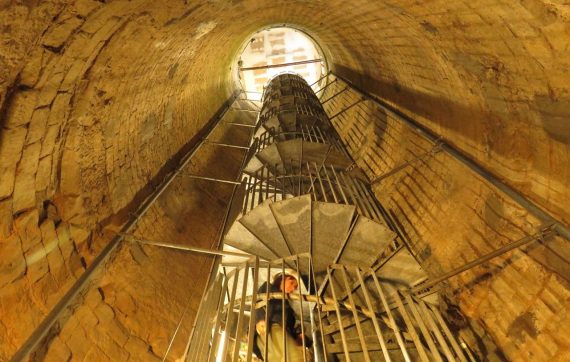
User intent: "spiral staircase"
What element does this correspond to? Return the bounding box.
[184,74,474,361]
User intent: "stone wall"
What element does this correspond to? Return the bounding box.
[321,77,570,360]
[0,0,569,360]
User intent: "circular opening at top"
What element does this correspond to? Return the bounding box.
[236,27,328,101]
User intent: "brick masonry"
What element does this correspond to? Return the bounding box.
[322,77,570,360]
[0,0,569,360]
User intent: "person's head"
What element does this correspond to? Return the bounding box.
[273,273,299,294]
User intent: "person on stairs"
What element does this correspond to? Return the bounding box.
[253,272,311,361]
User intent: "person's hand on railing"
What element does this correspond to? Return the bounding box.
[256,320,266,336]
[295,332,313,348]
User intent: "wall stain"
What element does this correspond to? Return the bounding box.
[507,311,539,342]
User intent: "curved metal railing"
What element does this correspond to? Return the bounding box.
[241,163,385,225]
[186,253,474,362]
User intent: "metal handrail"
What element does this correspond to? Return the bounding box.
[240,164,384,224]
[189,253,472,362]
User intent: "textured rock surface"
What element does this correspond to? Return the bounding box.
[0,0,569,360]
[322,78,570,360]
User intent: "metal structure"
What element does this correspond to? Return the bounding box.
[11,63,568,362]
[184,74,474,361]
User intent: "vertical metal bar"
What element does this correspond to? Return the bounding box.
[258,169,264,205]
[264,264,271,362]
[298,155,303,197]
[232,262,251,361]
[196,272,220,360]
[246,257,260,361]
[392,291,430,362]
[326,267,351,361]
[306,124,314,142]
[310,258,329,362]
[323,165,339,203]
[354,266,391,362]
[404,293,443,362]
[306,162,317,201]
[280,171,286,200]
[338,172,363,215]
[353,179,382,222]
[346,175,375,220]
[330,166,348,204]
[207,274,230,362]
[253,170,260,208]
[295,256,307,362]
[311,125,320,143]
[249,173,256,211]
[359,180,385,223]
[315,126,327,144]
[418,299,456,362]
[311,124,319,143]
[338,266,370,362]
[427,303,468,362]
[282,262,287,362]
[345,174,372,219]
[265,167,270,201]
[351,179,377,220]
[243,177,251,214]
[369,272,411,361]
[460,337,477,362]
[221,266,242,360]
[274,168,278,202]
[313,161,328,202]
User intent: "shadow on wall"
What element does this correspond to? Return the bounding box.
[96,92,239,231]
[334,63,570,147]
[333,63,489,141]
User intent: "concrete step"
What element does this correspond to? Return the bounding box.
[243,154,264,175]
[327,217,397,298]
[274,139,352,171]
[339,217,396,267]
[270,194,313,256]
[375,249,427,297]
[263,115,280,131]
[223,220,278,262]
[256,144,285,174]
[311,202,356,276]
[239,199,292,259]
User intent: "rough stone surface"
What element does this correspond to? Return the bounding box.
[0,0,568,360]
[322,79,570,360]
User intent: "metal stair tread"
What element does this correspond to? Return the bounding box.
[223,221,278,262]
[239,199,293,259]
[269,194,312,256]
[311,201,356,275]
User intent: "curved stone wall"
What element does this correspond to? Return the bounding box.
[0,0,569,360]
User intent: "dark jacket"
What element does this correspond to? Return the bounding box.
[254,281,297,334]
[252,281,297,359]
